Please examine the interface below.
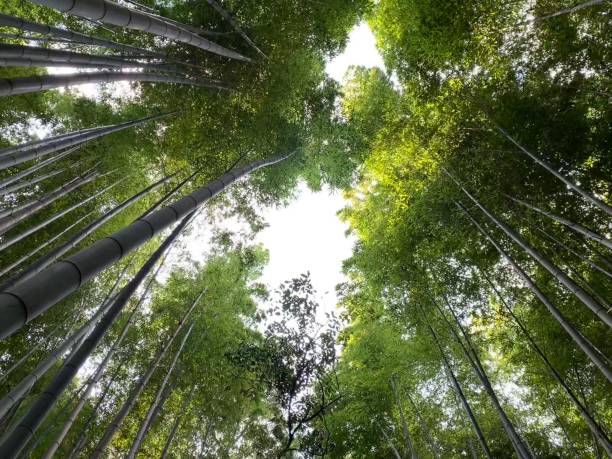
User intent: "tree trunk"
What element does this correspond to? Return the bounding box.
[205,0,267,59]
[0,211,195,459]
[126,323,194,459]
[1,174,173,288]
[415,302,493,459]
[445,170,612,328]
[430,294,531,459]
[491,123,612,217]
[160,384,196,459]
[29,0,250,61]
[482,273,612,456]
[0,176,123,253]
[0,151,293,340]
[0,112,172,171]
[0,260,129,420]
[378,423,403,459]
[0,169,99,235]
[457,202,612,383]
[0,43,181,71]
[508,195,612,250]
[0,210,94,278]
[389,377,417,459]
[91,288,204,458]
[535,0,606,21]
[0,12,166,57]
[0,71,222,99]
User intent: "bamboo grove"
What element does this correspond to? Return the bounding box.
[0,0,610,457]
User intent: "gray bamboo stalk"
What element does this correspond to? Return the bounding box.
[1,173,173,288]
[91,288,204,458]
[0,56,181,72]
[0,71,221,98]
[0,166,66,197]
[445,169,612,328]
[404,391,441,459]
[0,43,181,71]
[0,175,122,253]
[431,294,531,459]
[29,0,250,61]
[0,112,172,171]
[378,423,402,459]
[0,169,99,235]
[389,377,417,459]
[0,261,128,420]
[0,13,166,57]
[39,258,162,459]
[0,146,79,190]
[508,195,612,250]
[160,384,196,459]
[534,0,606,21]
[415,302,493,459]
[0,151,293,340]
[482,273,612,456]
[205,0,267,59]
[491,123,612,217]
[458,202,612,383]
[0,211,94,278]
[525,220,612,280]
[0,129,97,159]
[0,214,191,459]
[126,323,194,459]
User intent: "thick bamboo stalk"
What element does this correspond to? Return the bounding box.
[508,195,612,250]
[0,152,293,340]
[0,56,181,72]
[0,71,222,99]
[0,216,188,458]
[0,170,99,235]
[0,112,172,171]
[482,273,612,456]
[0,13,166,57]
[445,170,612,328]
[0,262,128,420]
[389,377,417,459]
[29,0,250,61]
[0,147,79,189]
[0,129,97,159]
[1,174,172,287]
[458,202,612,383]
[160,384,196,459]
[91,284,204,458]
[0,211,94,278]
[126,323,194,458]
[492,123,612,217]
[0,43,180,71]
[416,302,492,459]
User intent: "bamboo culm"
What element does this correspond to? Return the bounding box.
[0,177,123,254]
[0,261,128,420]
[492,123,612,217]
[0,214,191,458]
[91,287,204,458]
[0,112,172,171]
[0,128,97,158]
[378,423,403,459]
[126,323,194,459]
[160,384,196,459]
[535,0,606,22]
[0,169,99,235]
[416,302,493,459]
[404,391,441,459]
[445,169,612,328]
[1,174,174,288]
[508,195,612,250]
[0,166,67,198]
[29,0,250,61]
[457,202,612,383]
[482,273,612,456]
[0,151,293,340]
[389,377,417,459]
[0,13,166,57]
[0,71,221,98]
[0,56,181,72]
